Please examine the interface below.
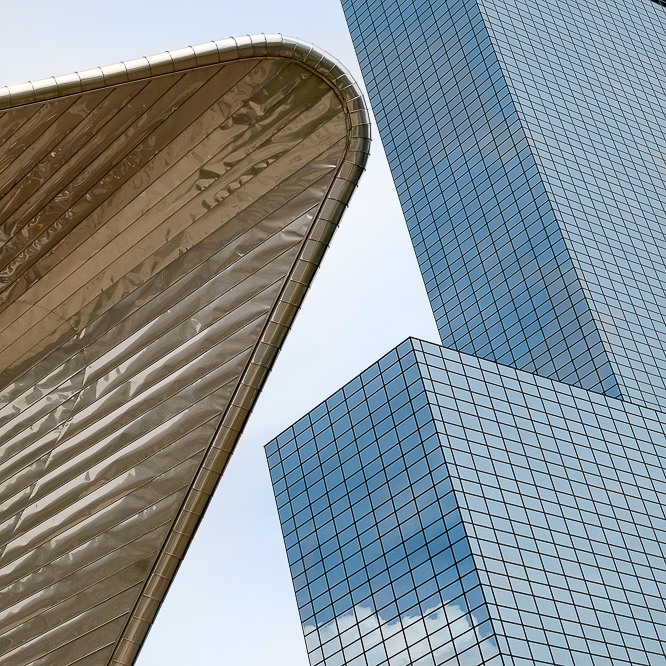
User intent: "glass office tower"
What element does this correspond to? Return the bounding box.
[266,0,666,664]
[342,0,666,410]
[267,339,666,665]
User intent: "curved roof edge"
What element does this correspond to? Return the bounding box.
[73,36,366,666]
[105,37,369,666]
[0,35,370,666]
[0,34,365,117]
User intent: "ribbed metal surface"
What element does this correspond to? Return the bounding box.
[0,35,370,665]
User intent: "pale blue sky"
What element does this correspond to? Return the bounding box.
[0,2,439,663]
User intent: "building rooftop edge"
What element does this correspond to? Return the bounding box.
[0,34,370,133]
[264,332,662,454]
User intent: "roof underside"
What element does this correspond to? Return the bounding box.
[0,36,369,666]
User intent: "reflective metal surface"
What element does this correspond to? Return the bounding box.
[0,35,370,665]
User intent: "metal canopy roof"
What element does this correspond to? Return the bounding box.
[0,35,369,665]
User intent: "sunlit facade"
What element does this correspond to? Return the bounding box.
[343,0,666,410]
[267,0,666,664]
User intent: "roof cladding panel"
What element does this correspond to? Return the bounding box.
[0,36,370,665]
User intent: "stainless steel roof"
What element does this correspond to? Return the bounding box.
[0,34,369,665]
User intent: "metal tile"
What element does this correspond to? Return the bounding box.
[0,35,370,665]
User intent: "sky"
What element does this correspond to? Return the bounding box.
[0,2,439,663]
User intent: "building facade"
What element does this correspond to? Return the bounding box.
[267,339,666,665]
[266,1,666,664]
[342,0,666,410]
[0,36,369,666]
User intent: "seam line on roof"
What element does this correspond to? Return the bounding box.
[0,33,370,666]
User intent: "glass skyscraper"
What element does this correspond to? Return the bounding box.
[266,1,666,665]
[343,0,666,409]
[267,339,666,665]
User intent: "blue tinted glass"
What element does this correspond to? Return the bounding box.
[267,338,666,665]
[268,0,666,662]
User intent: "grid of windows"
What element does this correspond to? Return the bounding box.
[267,339,666,666]
[474,0,666,411]
[267,342,500,666]
[266,1,666,663]
[342,0,620,401]
[417,339,666,666]
[342,0,666,411]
